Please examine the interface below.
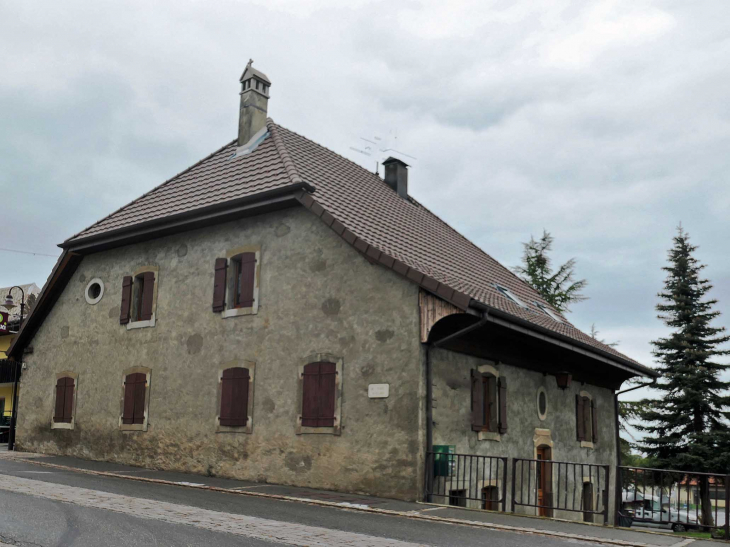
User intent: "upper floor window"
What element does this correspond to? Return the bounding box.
[297,353,343,435]
[471,369,508,435]
[213,246,261,318]
[120,266,158,329]
[52,372,78,429]
[576,392,597,446]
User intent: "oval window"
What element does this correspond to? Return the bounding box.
[537,387,548,420]
[85,278,105,305]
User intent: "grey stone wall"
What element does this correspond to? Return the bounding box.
[429,348,617,521]
[16,206,425,500]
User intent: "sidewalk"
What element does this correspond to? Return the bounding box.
[0,449,725,547]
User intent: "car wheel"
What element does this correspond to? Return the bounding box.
[672,523,687,533]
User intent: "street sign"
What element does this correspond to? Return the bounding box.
[0,311,8,334]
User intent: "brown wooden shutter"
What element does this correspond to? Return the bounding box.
[583,397,592,442]
[63,377,75,423]
[220,367,249,427]
[302,362,320,427]
[318,362,337,427]
[139,272,155,321]
[120,276,133,324]
[238,252,256,308]
[487,376,498,433]
[471,370,484,431]
[498,376,508,434]
[133,373,147,424]
[122,374,136,424]
[301,362,336,427]
[576,394,585,441]
[54,378,66,422]
[212,258,227,312]
[591,399,598,443]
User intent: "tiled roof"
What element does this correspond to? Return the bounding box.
[66,119,647,372]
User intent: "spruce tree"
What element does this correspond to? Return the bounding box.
[638,226,730,526]
[513,230,587,313]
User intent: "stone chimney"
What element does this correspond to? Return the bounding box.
[382,157,409,198]
[238,59,271,148]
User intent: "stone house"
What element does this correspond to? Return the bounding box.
[8,62,656,517]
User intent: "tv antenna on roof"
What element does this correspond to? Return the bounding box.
[350,129,417,174]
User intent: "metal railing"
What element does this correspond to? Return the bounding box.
[620,466,729,537]
[425,452,507,511]
[512,458,610,523]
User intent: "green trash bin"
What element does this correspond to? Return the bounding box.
[433,445,455,477]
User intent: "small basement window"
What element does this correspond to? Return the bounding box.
[536,302,562,322]
[495,285,528,309]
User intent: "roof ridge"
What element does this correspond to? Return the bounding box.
[63,138,238,244]
[267,119,303,185]
[270,122,384,185]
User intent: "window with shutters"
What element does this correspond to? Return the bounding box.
[471,364,507,441]
[217,361,255,433]
[297,353,343,435]
[576,391,598,448]
[120,265,159,330]
[119,367,151,431]
[51,372,78,430]
[213,246,261,318]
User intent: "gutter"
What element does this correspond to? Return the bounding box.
[469,300,657,379]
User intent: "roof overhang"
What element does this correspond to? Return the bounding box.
[466,300,657,385]
[61,182,315,255]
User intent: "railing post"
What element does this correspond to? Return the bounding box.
[603,465,610,525]
[502,457,508,513]
[715,475,730,541]
[511,458,517,513]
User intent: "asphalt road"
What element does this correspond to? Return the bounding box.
[0,458,608,547]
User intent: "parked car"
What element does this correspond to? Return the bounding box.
[622,491,699,532]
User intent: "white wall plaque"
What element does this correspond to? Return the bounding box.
[368,384,389,398]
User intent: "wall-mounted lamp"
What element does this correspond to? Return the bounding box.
[555,372,572,390]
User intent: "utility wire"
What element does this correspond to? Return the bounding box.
[0,247,59,258]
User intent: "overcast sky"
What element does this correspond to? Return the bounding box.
[1,0,728,407]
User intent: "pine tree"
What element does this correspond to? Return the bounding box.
[637,226,730,526]
[513,230,587,313]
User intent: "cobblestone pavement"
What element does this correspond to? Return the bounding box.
[0,473,428,547]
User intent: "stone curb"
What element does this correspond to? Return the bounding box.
[3,454,665,547]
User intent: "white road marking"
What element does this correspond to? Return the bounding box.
[0,474,426,546]
[18,471,53,474]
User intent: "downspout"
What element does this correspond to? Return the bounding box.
[613,379,656,524]
[423,316,488,501]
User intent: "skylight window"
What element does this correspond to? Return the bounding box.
[536,302,563,323]
[495,285,528,309]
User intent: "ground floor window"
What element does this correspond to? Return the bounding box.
[120,367,151,431]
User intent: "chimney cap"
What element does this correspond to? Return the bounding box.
[382,156,409,168]
[240,59,271,85]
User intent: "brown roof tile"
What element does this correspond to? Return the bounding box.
[66,119,647,372]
